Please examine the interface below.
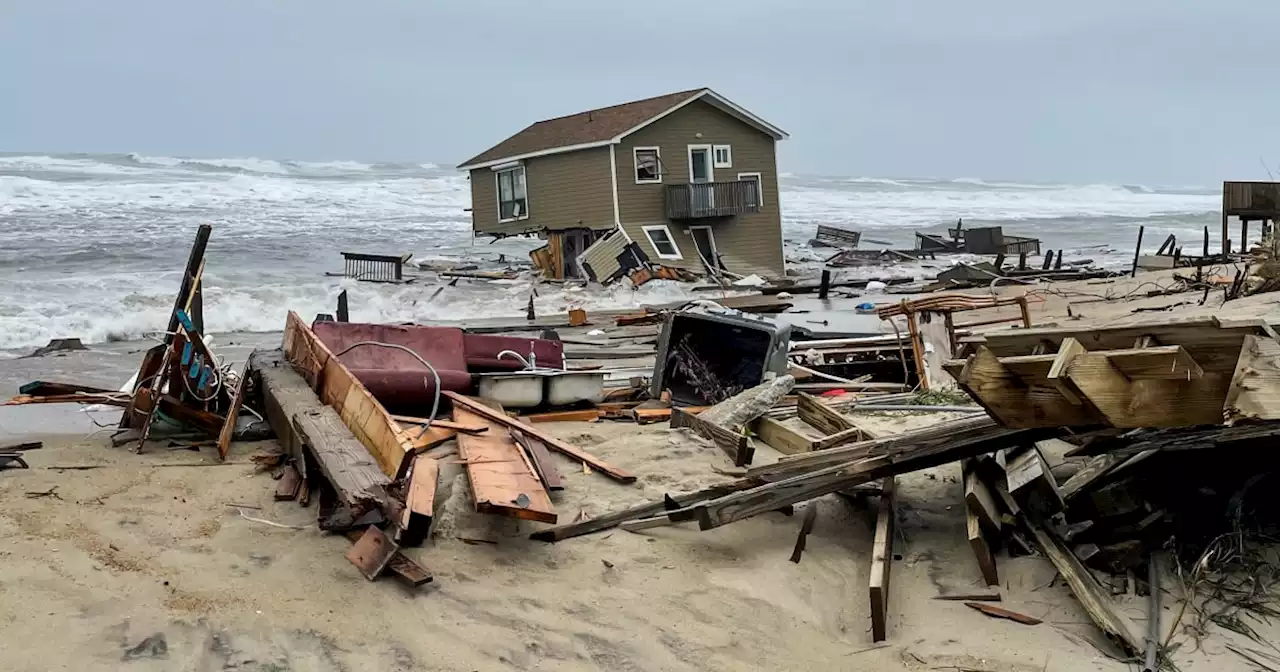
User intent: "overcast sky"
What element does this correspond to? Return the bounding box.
[3,0,1278,184]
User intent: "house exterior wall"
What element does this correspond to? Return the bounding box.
[614,99,785,277]
[470,147,616,237]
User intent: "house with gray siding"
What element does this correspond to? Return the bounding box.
[457,88,788,282]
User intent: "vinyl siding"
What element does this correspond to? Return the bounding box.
[615,99,785,277]
[578,228,630,282]
[470,147,617,237]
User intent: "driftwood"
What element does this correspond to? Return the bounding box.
[700,375,795,429]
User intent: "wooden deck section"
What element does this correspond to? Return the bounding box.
[946,317,1277,428]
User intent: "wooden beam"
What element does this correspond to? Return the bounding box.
[520,409,602,423]
[964,464,1002,534]
[751,416,819,455]
[292,407,395,526]
[528,480,756,542]
[453,406,556,523]
[1046,337,1087,405]
[444,391,637,483]
[671,406,753,466]
[388,415,487,434]
[1225,334,1280,422]
[1025,517,1144,656]
[513,432,564,491]
[870,477,896,642]
[283,312,416,479]
[397,454,438,547]
[967,510,999,586]
[216,363,249,461]
[346,525,398,581]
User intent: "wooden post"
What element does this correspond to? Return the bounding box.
[1054,251,1063,270]
[1242,219,1249,253]
[818,269,831,300]
[869,477,897,642]
[905,311,929,391]
[1017,296,1032,328]
[1222,212,1229,254]
[993,252,1005,270]
[336,290,349,323]
[1130,225,1145,278]
[1042,250,1053,270]
[1018,252,1027,270]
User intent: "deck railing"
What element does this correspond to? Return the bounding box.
[665,181,762,220]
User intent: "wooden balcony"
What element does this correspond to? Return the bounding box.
[665,180,762,220]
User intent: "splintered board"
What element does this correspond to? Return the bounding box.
[453,406,556,524]
[283,311,416,478]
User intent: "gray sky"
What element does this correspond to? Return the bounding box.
[3,0,1278,184]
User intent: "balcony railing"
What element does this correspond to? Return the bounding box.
[665,180,762,220]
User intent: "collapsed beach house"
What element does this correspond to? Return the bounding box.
[457,88,789,283]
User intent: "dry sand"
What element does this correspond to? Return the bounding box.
[1,270,1277,671]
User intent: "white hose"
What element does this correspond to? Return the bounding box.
[331,340,442,440]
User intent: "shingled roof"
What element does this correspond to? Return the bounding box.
[457,88,786,170]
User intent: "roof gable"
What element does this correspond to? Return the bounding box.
[457,88,786,170]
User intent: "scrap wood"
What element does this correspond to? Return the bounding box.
[397,454,437,547]
[274,465,303,501]
[528,480,755,542]
[519,409,601,423]
[700,375,796,430]
[345,525,399,581]
[291,407,395,528]
[964,602,1042,625]
[453,405,556,523]
[933,591,1001,602]
[512,431,563,491]
[671,406,753,466]
[4,393,128,406]
[0,441,42,452]
[1025,516,1144,656]
[389,415,488,434]
[870,477,896,642]
[216,363,249,461]
[789,504,819,563]
[445,391,636,483]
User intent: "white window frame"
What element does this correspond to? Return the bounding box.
[641,224,683,260]
[712,145,733,169]
[494,164,529,223]
[737,172,763,207]
[633,146,662,184]
[687,144,714,183]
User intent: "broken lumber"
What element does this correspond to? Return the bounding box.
[968,509,999,586]
[1025,517,1144,655]
[445,391,636,483]
[1225,334,1280,422]
[388,415,487,434]
[671,406,753,466]
[964,602,1041,625]
[870,477,896,642]
[453,405,556,523]
[342,529,432,587]
[512,431,564,491]
[293,408,395,528]
[751,416,819,455]
[274,465,302,501]
[397,454,437,547]
[797,392,880,439]
[346,526,399,581]
[216,364,249,460]
[520,409,601,423]
[528,480,755,542]
[789,504,819,563]
[700,375,795,429]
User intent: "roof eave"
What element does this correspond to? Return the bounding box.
[456,139,616,171]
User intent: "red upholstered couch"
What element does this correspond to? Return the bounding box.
[310,321,565,414]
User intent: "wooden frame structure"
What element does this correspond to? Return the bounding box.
[1222,181,1280,253]
[944,317,1280,428]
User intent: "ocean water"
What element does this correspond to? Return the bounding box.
[0,152,1221,355]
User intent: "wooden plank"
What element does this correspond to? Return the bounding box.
[216,363,249,460]
[274,465,302,501]
[445,391,636,483]
[967,510,999,586]
[251,349,314,472]
[1025,517,1144,656]
[521,409,601,423]
[798,392,868,437]
[1005,446,1065,516]
[389,416,487,434]
[997,354,1057,381]
[292,407,394,524]
[343,529,432,586]
[398,454,438,547]
[964,465,1002,534]
[671,407,753,467]
[453,406,556,523]
[1102,345,1203,380]
[694,423,1060,531]
[789,504,819,563]
[346,526,398,581]
[751,416,818,455]
[512,432,564,491]
[1225,334,1280,422]
[1059,452,1127,501]
[870,477,896,642]
[283,311,415,479]
[965,602,1041,625]
[398,423,458,451]
[528,480,756,542]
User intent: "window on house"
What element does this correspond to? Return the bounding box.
[738,172,762,208]
[634,147,661,183]
[713,145,732,168]
[641,225,682,260]
[496,165,528,220]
